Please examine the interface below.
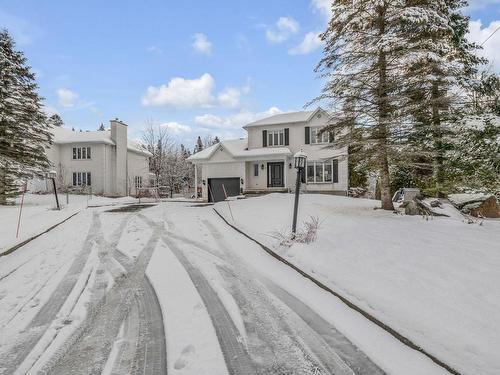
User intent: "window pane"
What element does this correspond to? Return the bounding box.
[311,129,317,144]
[307,164,314,183]
[73,148,76,159]
[77,148,81,159]
[77,172,81,185]
[274,132,278,146]
[315,162,323,182]
[268,133,273,146]
[73,173,76,186]
[322,131,329,143]
[254,164,259,177]
[325,163,332,182]
[82,172,87,185]
[87,147,91,158]
[87,173,92,186]
[279,131,284,146]
[82,147,86,159]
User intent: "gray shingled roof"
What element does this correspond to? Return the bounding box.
[243,109,318,128]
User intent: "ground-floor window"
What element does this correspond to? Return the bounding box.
[73,172,91,186]
[306,160,338,183]
[135,176,143,189]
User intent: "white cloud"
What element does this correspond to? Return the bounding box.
[468,20,500,72]
[57,88,79,108]
[217,88,242,109]
[195,107,283,129]
[192,33,212,55]
[43,105,58,117]
[289,32,323,55]
[142,73,215,107]
[160,122,192,134]
[266,17,300,43]
[311,0,332,17]
[147,45,162,54]
[142,73,249,108]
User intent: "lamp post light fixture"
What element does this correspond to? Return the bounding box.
[47,170,60,210]
[292,150,307,235]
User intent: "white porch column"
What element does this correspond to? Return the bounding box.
[194,164,198,200]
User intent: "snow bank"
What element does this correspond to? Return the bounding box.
[0,194,136,253]
[215,193,500,375]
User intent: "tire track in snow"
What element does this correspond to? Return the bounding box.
[160,234,256,375]
[202,217,385,375]
[0,212,100,374]
[40,217,166,375]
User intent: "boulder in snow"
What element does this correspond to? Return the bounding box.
[469,196,500,218]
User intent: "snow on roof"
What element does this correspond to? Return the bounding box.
[187,138,292,162]
[51,127,152,156]
[243,108,323,128]
[52,127,115,145]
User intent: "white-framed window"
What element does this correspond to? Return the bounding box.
[72,172,92,186]
[310,127,330,144]
[135,176,143,190]
[267,129,285,147]
[254,164,259,177]
[72,147,92,160]
[306,160,336,183]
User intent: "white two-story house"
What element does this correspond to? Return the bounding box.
[188,108,348,202]
[29,119,152,197]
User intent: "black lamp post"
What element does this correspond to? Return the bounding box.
[292,150,307,235]
[48,170,60,210]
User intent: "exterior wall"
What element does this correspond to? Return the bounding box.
[245,158,291,191]
[30,126,150,197]
[57,143,106,194]
[127,150,150,196]
[201,161,245,201]
[246,111,348,193]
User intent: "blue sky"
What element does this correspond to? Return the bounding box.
[1,0,499,149]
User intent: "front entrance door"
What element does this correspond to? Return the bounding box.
[267,162,284,188]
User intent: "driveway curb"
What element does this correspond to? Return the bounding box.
[213,207,461,375]
[0,211,80,257]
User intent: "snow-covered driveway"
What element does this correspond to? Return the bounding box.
[0,201,451,375]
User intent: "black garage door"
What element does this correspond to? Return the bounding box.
[208,178,240,202]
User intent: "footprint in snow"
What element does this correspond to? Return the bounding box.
[174,345,195,370]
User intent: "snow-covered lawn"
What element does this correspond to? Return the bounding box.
[0,193,136,254]
[215,193,500,375]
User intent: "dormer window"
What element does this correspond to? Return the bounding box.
[267,129,285,147]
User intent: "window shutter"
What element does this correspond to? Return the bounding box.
[329,131,334,143]
[262,130,267,147]
[305,127,310,144]
[284,128,289,146]
[332,159,339,183]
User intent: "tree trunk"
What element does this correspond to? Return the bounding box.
[0,167,6,205]
[431,81,445,197]
[376,5,395,211]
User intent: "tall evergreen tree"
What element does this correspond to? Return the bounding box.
[0,29,53,203]
[48,113,64,127]
[195,136,204,153]
[314,0,411,210]
[400,0,486,195]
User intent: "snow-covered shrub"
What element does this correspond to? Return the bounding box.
[271,216,321,247]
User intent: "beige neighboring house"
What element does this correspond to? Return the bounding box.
[29,119,152,196]
[188,108,348,202]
